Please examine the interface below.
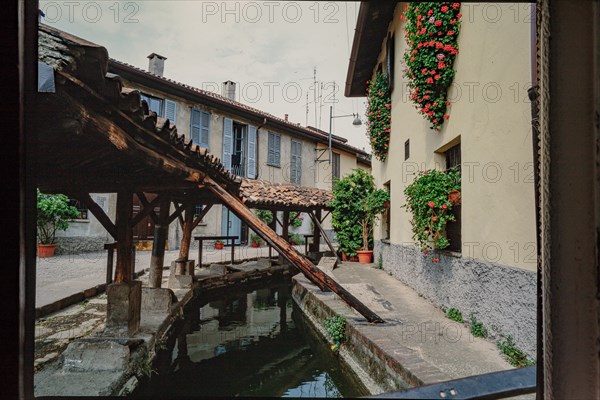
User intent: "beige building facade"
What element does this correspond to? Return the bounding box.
[346,2,537,356]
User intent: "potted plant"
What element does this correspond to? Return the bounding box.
[331,169,388,262]
[215,240,225,250]
[357,188,390,264]
[36,189,80,257]
[250,233,263,248]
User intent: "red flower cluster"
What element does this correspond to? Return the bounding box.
[402,2,462,130]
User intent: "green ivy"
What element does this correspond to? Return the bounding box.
[37,189,80,245]
[330,169,389,257]
[402,2,462,130]
[403,168,460,259]
[366,71,391,161]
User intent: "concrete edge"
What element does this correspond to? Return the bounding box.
[36,269,149,319]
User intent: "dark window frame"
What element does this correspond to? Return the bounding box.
[444,143,461,253]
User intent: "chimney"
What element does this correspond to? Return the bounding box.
[221,81,236,100]
[284,114,289,121]
[147,53,167,77]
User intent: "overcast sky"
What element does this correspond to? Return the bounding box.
[40,1,370,151]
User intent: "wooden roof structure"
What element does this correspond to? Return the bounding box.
[239,178,333,212]
[34,23,382,324]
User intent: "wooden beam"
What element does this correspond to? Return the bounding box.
[131,193,162,227]
[149,194,172,288]
[177,201,195,272]
[205,178,384,323]
[309,211,339,262]
[114,191,134,283]
[133,192,160,226]
[75,193,117,239]
[310,209,322,253]
[192,203,213,230]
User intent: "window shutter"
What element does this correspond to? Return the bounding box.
[190,109,201,145]
[267,132,275,165]
[201,111,210,148]
[222,118,233,171]
[290,140,302,185]
[247,125,257,179]
[275,134,281,166]
[165,99,177,125]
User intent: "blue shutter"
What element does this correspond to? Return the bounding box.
[190,109,201,145]
[275,134,281,166]
[290,140,302,185]
[247,125,257,179]
[267,132,275,165]
[164,99,177,125]
[222,118,233,171]
[200,111,210,149]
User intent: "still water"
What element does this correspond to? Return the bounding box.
[133,280,368,398]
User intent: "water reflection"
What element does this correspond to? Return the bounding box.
[134,280,367,398]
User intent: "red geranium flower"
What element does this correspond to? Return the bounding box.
[428,201,435,208]
[427,9,433,16]
[434,20,442,26]
[452,3,460,10]
[433,258,440,263]
[443,114,449,120]
[447,31,454,36]
[441,5,449,12]
[426,77,434,84]
[423,250,429,255]
[442,204,448,209]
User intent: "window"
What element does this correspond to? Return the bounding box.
[404,139,410,160]
[332,152,340,188]
[383,181,391,240]
[191,108,210,149]
[290,140,302,185]
[267,132,281,167]
[69,198,88,220]
[445,143,461,252]
[140,94,163,117]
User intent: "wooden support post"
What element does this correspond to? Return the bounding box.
[310,209,322,253]
[149,194,172,288]
[205,177,384,323]
[309,211,339,263]
[279,211,290,266]
[268,218,277,261]
[177,201,195,274]
[115,191,134,283]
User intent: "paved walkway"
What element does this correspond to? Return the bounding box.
[36,244,310,309]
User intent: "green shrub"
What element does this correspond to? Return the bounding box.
[446,307,463,323]
[255,209,273,224]
[37,190,80,244]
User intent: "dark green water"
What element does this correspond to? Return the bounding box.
[133,280,368,398]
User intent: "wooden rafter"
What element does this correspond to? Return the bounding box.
[308,211,339,262]
[168,202,186,225]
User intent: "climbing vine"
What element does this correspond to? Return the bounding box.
[402,2,462,130]
[365,71,391,161]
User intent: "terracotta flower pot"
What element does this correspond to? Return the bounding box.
[357,250,373,264]
[251,242,259,248]
[215,242,224,250]
[341,252,348,261]
[37,244,56,258]
[448,190,461,205]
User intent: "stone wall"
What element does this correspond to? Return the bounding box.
[374,240,536,357]
[54,236,108,255]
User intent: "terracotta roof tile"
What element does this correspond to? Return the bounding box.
[238,178,332,210]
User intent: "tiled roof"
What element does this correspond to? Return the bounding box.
[238,178,332,211]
